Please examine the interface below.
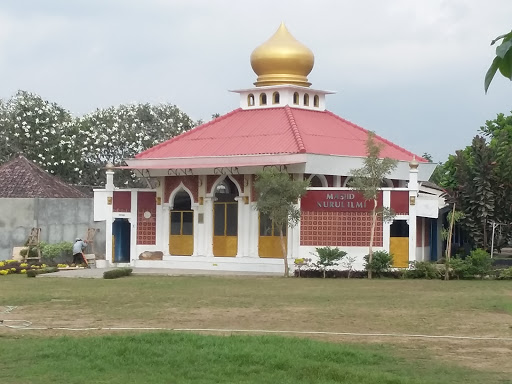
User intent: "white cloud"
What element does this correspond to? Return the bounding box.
[0,0,511,161]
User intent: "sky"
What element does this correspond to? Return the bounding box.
[0,0,511,162]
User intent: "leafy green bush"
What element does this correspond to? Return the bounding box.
[26,266,59,278]
[364,251,393,277]
[448,249,492,279]
[103,268,133,279]
[26,270,39,278]
[497,267,512,280]
[40,242,73,262]
[447,257,469,279]
[465,249,492,278]
[312,247,347,278]
[404,261,441,279]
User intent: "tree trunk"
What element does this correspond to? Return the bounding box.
[368,199,378,279]
[279,226,288,277]
[445,204,456,281]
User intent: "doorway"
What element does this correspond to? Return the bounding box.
[169,190,194,256]
[213,178,238,257]
[112,218,131,263]
[390,220,409,267]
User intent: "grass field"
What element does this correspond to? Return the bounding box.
[1,275,511,383]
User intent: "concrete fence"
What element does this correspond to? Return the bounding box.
[0,198,106,260]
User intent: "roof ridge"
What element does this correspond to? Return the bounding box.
[324,110,427,162]
[135,108,243,159]
[284,105,306,153]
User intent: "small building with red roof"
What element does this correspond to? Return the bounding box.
[94,24,443,272]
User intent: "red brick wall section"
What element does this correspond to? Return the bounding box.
[137,191,156,245]
[425,219,430,246]
[231,175,245,194]
[416,217,423,247]
[390,191,409,215]
[300,211,383,247]
[113,191,131,212]
[164,176,198,204]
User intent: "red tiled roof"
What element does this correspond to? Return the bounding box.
[0,155,89,198]
[136,106,426,162]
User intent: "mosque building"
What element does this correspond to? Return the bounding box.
[93,23,445,272]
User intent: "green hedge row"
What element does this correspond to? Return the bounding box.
[103,268,133,279]
[26,267,59,278]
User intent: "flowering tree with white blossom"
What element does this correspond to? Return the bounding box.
[0,91,196,187]
[75,103,196,186]
[0,91,82,183]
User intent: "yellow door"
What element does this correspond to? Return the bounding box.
[390,237,409,268]
[213,202,237,257]
[259,214,287,258]
[169,210,194,256]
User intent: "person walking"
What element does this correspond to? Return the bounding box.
[72,238,88,265]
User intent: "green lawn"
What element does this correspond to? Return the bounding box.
[0,275,511,382]
[0,332,503,384]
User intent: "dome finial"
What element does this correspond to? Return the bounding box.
[250,23,315,87]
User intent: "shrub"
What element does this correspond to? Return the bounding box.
[364,251,393,277]
[497,267,512,280]
[447,257,468,279]
[312,247,347,278]
[404,261,441,279]
[292,269,403,279]
[26,270,39,278]
[103,268,133,279]
[40,242,73,262]
[466,249,492,278]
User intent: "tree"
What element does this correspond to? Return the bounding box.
[312,247,347,278]
[75,102,196,186]
[254,168,310,277]
[0,91,197,187]
[0,90,82,183]
[485,30,512,93]
[422,152,443,185]
[348,132,398,279]
[441,205,464,280]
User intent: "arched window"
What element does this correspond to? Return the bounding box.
[272,92,280,104]
[259,93,267,105]
[303,93,309,106]
[247,94,255,106]
[310,176,323,187]
[313,95,319,107]
[293,92,299,105]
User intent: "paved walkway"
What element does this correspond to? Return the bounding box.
[37,267,282,279]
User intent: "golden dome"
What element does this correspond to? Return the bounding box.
[250,23,314,87]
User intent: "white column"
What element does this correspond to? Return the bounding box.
[162,202,170,255]
[333,175,342,187]
[382,190,391,253]
[408,159,419,264]
[191,203,200,256]
[248,202,260,257]
[105,166,115,267]
[235,197,245,257]
[130,190,138,264]
[155,180,164,255]
[204,195,214,257]
[196,175,207,256]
